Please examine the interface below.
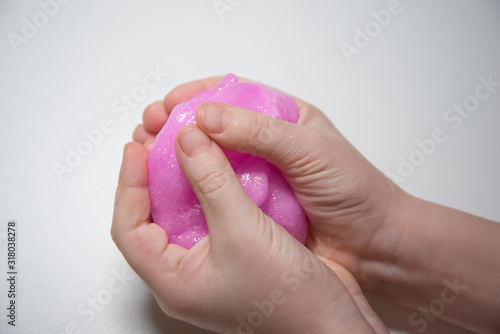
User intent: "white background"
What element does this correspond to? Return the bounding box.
[1,0,499,333]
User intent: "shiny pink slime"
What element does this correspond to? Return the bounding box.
[147,74,308,249]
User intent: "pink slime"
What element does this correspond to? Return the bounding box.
[147,74,308,249]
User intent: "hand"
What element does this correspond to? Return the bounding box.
[113,129,387,333]
[133,76,500,334]
[133,76,405,292]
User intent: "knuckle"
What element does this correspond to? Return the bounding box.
[237,142,257,156]
[242,114,273,153]
[193,164,230,197]
[252,114,272,140]
[167,85,183,101]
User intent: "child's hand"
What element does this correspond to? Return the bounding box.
[130,76,500,333]
[112,129,386,333]
[133,77,405,292]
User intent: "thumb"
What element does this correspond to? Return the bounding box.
[174,124,267,250]
[194,102,323,173]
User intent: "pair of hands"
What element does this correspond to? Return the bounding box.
[111,77,398,333]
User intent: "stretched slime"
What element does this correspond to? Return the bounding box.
[147,74,308,249]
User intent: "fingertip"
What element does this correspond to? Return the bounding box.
[144,138,155,152]
[194,103,207,128]
[143,100,168,133]
[175,125,212,158]
[119,141,149,187]
[195,102,228,135]
[122,141,137,163]
[133,124,156,144]
[163,85,185,113]
[123,140,147,159]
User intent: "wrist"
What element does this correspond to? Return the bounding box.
[356,184,417,293]
[355,189,500,333]
[305,297,377,334]
[264,259,379,334]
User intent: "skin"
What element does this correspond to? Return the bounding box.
[112,92,387,331]
[115,76,500,333]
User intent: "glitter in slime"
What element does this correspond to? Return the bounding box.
[147,74,308,249]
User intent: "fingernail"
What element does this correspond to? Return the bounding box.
[178,126,211,157]
[200,103,226,134]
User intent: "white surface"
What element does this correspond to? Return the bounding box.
[0,0,499,333]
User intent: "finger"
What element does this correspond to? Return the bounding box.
[195,102,331,174]
[164,76,225,113]
[143,100,170,133]
[174,125,264,249]
[133,124,156,144]
[163,75,334,132]
[112,142,150,234]
[163,75,256,112]
[111,142,181,278]
[144,138,155,152]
